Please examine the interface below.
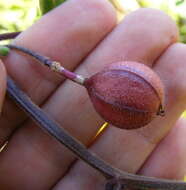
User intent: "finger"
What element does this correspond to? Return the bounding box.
[138,117,186,180]
[53,43,186,190]
[0,0,116,146]
[0,60,6,113]
[83,7,178,70]
[0,59,6,149]
[0,8,177,189]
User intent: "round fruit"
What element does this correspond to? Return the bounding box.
[84,61,165,129]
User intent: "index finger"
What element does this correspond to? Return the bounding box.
[0,0,116,146]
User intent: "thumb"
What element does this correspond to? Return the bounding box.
[0,59,6,112]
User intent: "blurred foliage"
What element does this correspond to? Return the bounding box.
[39,0,66,15]
[0,0,39,33]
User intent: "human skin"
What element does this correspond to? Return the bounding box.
[0,0,186,189]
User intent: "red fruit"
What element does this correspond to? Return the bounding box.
[84,61,165,130]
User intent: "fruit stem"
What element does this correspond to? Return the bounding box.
[3,44,86,86]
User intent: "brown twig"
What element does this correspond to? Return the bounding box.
[6,44,85,85]
[1,32,186,190]
[0,32,21,41]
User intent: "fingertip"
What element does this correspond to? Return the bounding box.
[138,117,186,180]
[144,8,177,38]
[89,7,179,69]
[120,8,179,65]
[0,59,7,112]
[82,0,117,28]
[125,8,179,43]
[154,43,186,105]
[14,0,117,56]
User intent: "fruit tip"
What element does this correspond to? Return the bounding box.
[157,105,165,117]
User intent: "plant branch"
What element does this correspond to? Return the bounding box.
[0,32,21,41]
[6,44,85,85]
[7,76,117,179]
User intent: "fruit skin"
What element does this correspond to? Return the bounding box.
[84,61,165,130]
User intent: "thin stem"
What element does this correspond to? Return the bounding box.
[0,32,21,41]
[0,32,85,85]
[7,76,118,179]
[6,44,85,85]
[106,177,186,190]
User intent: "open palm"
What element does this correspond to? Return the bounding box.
[0,0,186,189]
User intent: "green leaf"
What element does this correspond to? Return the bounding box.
[176,0,184,6]
[0,46,10,56]
[39,0,66,15]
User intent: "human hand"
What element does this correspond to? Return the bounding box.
[0,0,186,189]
